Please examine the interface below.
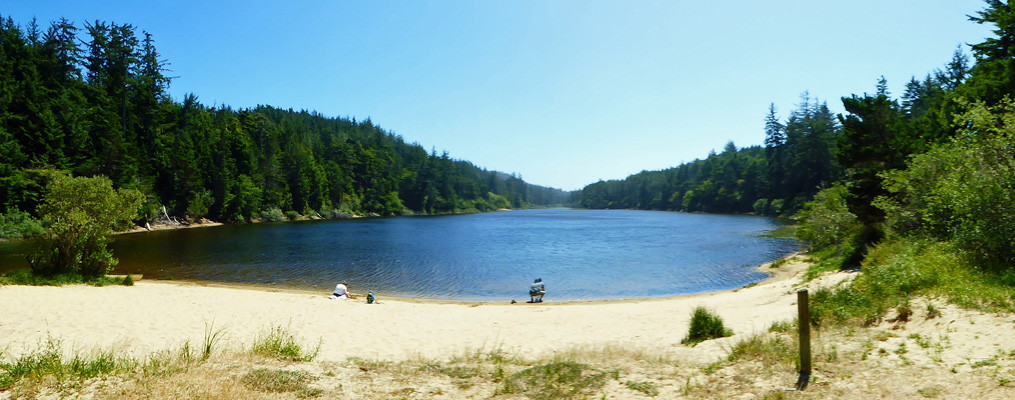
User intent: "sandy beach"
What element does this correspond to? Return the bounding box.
[0,259,817,364]
[5,257,1015,399]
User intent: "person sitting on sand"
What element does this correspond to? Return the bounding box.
[529,278,545,303]
[331,282,350,300]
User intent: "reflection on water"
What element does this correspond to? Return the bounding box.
[0,209,800,301]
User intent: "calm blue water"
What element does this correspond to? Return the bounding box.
[0,209,799,301]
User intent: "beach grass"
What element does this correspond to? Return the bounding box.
[2,323,1013,399]
[681,306,734,346]
[809,239,1015,328]
[250,324,320,362]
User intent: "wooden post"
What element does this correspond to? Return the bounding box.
[797,289,811,377]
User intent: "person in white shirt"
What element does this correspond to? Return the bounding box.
[331,282,350,300]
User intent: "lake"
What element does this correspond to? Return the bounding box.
[0,209,800,301]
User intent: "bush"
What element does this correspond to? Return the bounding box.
[794,185,860,249]
[29,175,144,278]
[187,189,214,220]
[259,208,285,222]
[0,208,45,239]
[769,199,785,215]
[681,306,733,346]
[877,98,1015,267]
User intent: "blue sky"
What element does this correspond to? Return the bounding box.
[4,1,994,190]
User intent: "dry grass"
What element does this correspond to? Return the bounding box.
[4,309,1015,399]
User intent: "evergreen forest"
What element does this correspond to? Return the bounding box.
[0,16,571,230]
[578,1,1015,315]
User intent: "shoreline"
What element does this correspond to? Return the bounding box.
[140,252,803,306]
[0,254,821,365]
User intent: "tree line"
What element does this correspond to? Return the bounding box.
[581,1,1015,274]
[577,93,840,215]
[576,43,974,221]
[0,16,571,229]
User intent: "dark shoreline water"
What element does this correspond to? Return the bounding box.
[0,209,800,301]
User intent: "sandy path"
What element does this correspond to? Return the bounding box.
[0,259,827,363]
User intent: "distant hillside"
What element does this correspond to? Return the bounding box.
[0,17,571,223]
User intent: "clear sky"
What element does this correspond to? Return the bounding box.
[4,1,995,191]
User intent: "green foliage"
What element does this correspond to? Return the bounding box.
[498,361,607,400]
[0,207,44,239]
[681,306,733,346]
[250,325,320,362]
[0,269,132,286]
[837,90,910,225]
[0,16,571,230]
[29,175,144,278]
[794,184,860,248]
[810,239,1015,327]
[187,189,214,219]
[0,337,136,390]
[259,207,285,222]
[878,99,1015,267]
[578,96,840,216]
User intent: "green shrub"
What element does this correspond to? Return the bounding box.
[187,189,215,219]
[877,99,1015,267]
[285,210,300,220]
[681,307,733,346]
[260,208,285,222]
[29,175,144,278]
[0,208,45,239]
[794,185,860,249]
[769,199,785,215]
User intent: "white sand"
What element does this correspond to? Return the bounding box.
[0,258,833,363]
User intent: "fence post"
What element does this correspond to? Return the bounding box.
[797,288,811,389]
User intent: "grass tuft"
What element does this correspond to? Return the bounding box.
[203,321,227,361]
[681,306,733,346]
[726,333,797,367]
[251,324,320,362]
